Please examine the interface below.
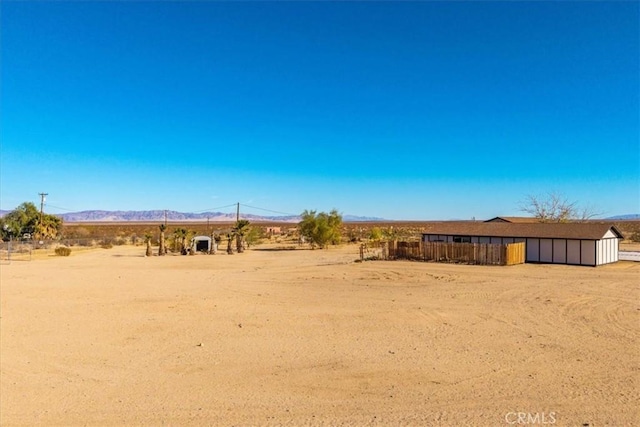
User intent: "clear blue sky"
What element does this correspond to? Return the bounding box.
[1,1,638,220]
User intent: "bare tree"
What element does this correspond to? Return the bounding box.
[520,192,600,222]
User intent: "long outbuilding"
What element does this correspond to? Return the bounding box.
[421,222,623,266]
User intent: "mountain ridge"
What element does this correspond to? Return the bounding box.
[2,209,638,222]
[0,209,384,223]
[605,214,640,220]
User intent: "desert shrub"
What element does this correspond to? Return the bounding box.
[114,237,127,246]
[54,246,72,256]
[298,209,343,248]
[369,227,383,242]
[245,226,264,247]
[100,239,114,249]
[629,232,640,243]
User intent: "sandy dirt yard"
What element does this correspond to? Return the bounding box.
[1,244,638,426]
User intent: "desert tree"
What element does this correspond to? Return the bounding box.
[0,202,62,241]
[37,215,63,240]
[232,219,251,253]
[244,226,263,248]
[158,224,167,256]
[226,233,234,254]
[520,192,601,223]
[173,228,190,254]
[298,209,343,249]
[209,230,217,254]
[144,232,153,257]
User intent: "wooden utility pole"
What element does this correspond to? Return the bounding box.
[236,202,240,222]
[38,192,48,238]
[39,192,48,219]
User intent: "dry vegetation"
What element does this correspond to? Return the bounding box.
[60,220,640,246]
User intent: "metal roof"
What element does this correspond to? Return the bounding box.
[484,216,540,223]
[422,222,623,240]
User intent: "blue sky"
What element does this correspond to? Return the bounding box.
[1,1,638,220]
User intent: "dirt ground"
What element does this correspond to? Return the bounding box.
[1,244,638,426]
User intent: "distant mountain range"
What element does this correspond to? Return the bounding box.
[605,214,640,220]
[57,210,300,223]
[0,209,384,223]
[1,209,637,222]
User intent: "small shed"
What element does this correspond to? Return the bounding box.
[422,222,623,266]
[191,236,212,253]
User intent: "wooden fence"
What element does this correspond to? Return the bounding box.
[382,241,525,266]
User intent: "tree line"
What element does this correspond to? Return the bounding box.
[0,202,62,240]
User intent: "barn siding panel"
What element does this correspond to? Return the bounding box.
[597,240,604,265]
[567,240,581,264]
[610,239,616,263]
[553,239,567,264]
[540,239,553,263]
[599,238,617,265]
[527,238,540,262]
[581,241,596,266]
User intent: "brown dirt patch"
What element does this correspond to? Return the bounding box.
[1,244,638,425]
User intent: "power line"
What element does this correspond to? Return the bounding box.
[41,201,298,218]
[193,204,238,214]
[46,204,79,213]
[240,203,298,217]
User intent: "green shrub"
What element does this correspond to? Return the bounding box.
[55,246,72,256]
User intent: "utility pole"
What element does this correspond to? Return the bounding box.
[236,202,240,222]
[39,192,48,221]
[38,192,48,239]
[164,210,168,227]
